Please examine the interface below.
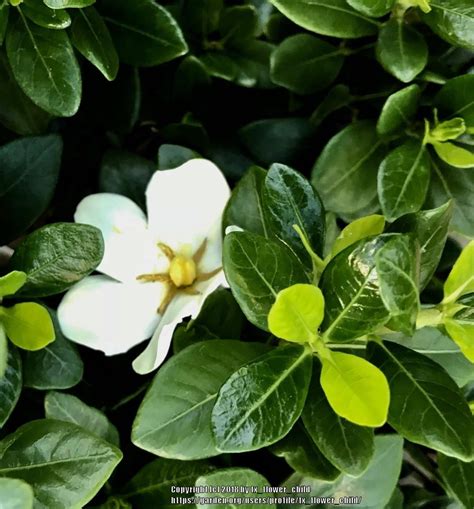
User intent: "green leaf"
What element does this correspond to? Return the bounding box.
[444,241,474,304]
[347,0,394,17]
[0,134,62,245]
[0,326,7,379]
[6,11,81,116]
[445,314,474,363]
[310,84,353,128]
[0,303,55,351]
[195,469,276,509]
[223,166,269,237]
[157,144,198,170]
[263,163,325,264]
[22,0,70,29]
[0,419,122,508]
[423,0,474,50]
[433,141,474,168]
[312,121,386,217]
[377,84,421,136]
[320,236,392,341]
[270,421,340,481]
[438,454,474,509]
[0,3,8,45]
[23,308,83,390]
[269,0,379,38]
[0,271,26,298]
[376,235,419,335]
[270,34,343,95]
[132,340,269,460]
[223,231,308,330]
[212,344,312,452]
[268,284,324,343]
[0,478,34,509]
[378,140,431,221]
[368,341,474,461]
[45,391,119,446]
[219,6,259,45]
[303,361,374,476]
[435,74,474,126]
[99,0,188,67]
[331,215,385,258]
[430,117,466,142]
[99,149,155,210]
[44,0,95,8]
[70,7,119,81]
[0,346,21,428]
[376,19,428,83]
[120,458,214,509]
[9,222,104,298]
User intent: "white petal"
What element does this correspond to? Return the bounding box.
[146,159,231,253]
[132,271,226,374]
[75,194,165,283]
[57,275,163,356]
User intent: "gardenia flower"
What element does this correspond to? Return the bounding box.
[57,159,230,374]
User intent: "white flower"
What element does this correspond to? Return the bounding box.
[57,159,231,374]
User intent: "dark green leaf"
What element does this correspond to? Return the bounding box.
[270,34,343,95]
[44,0,95,8]
[212,344,312,452]
[0,134,61,245]
[219,5,259,45]
[0,3,8,45]
[377,84,421,136]
[302,361,374,476]
[99,0,188,66]
[347,0,394,17]
[368,341,474,461]
[6,12,81,116]
[310,84,353,128]
[438,454,474,509]
[157,144,198,170]
[223,231,309,330]
[378,140,431,221]
[312,121,385,217]
[9,222,104,298]
[0,478,33,509]
[376,19,428,83]
[70,7,119,81]
[0,419,122,508]
[22,0,70,30]
[435,74,474,126]
[0,346,21,429]
[269,0,379,38]
[132,341,269,460]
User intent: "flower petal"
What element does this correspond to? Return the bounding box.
[75,193,165,283]
[146,159,231,253]
[57,275,164,356]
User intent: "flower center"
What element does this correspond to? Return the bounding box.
[168,255,197,288]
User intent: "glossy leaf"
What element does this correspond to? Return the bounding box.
[0,271,26,298]
[0,346,21,428]
[270,34,343,95]
[378,140,431,221]
[376,19,428,83]
[157,144,198,170]
[438,454,474,509]
[430,117,466,142]
[9,222,104,298]
[435,74,474,126]
[132,341,269,459]
[433,141,474,168]
[0,326,6,379]
[223,231,308,330]
[377,84,421,136]
[368,341,474,461]
[0,135,62,245]
[331,215,385,258]
[0,478,34,509]
[445,313,474,363]
[22,0,71,30]
[6,13,81,116]
[269,0,379,38]
[212,344,312,452]
[44,0,95,7]
[443,241,474,304]
[347,0,394,17]
[0,419,122,508]
[268,284,324,343]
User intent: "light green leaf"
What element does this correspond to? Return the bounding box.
[433,141,474,168]
[44,0,95,8]
[320,350,389,427]
[99,0,188,67]
[331,215,385,258]
[443,241,474,304]
[0,326,7,379]
[269,0,379,38]
[6,12,81,116]
[0,345,21,428]
[270,34,343,95]
[368,341,474,461]
[430,117,466,142]
[45,391,119,446]
[212,344,312,452]
[377,84,421,136]
[0,271,26,298]
[22,0,70,29]
[195,469,276,509]
[0,478,34,509]
[438,453,474,509]
[223,231,309,331]
[312,121,385,216]
[376,19,428,83]
[132,340,269,460]
[0,303,55,351]
[445,316,474,363]
[378,140,431,221]
[70,7,119,81]
[9,222,104,298]
[435,74,474,126]
[0,419,122,508]
[347,0,394,17]
[268,284,324,343]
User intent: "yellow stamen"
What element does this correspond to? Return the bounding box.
[136,273,170,283]
[158,243,175,261]
[196,267,222,283]
[169,256,197,287]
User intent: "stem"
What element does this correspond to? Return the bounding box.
[109,382,149,411]
[293,224,326,281]
[416,306,443,329]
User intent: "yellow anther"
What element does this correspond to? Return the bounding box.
[169,256,197,288]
